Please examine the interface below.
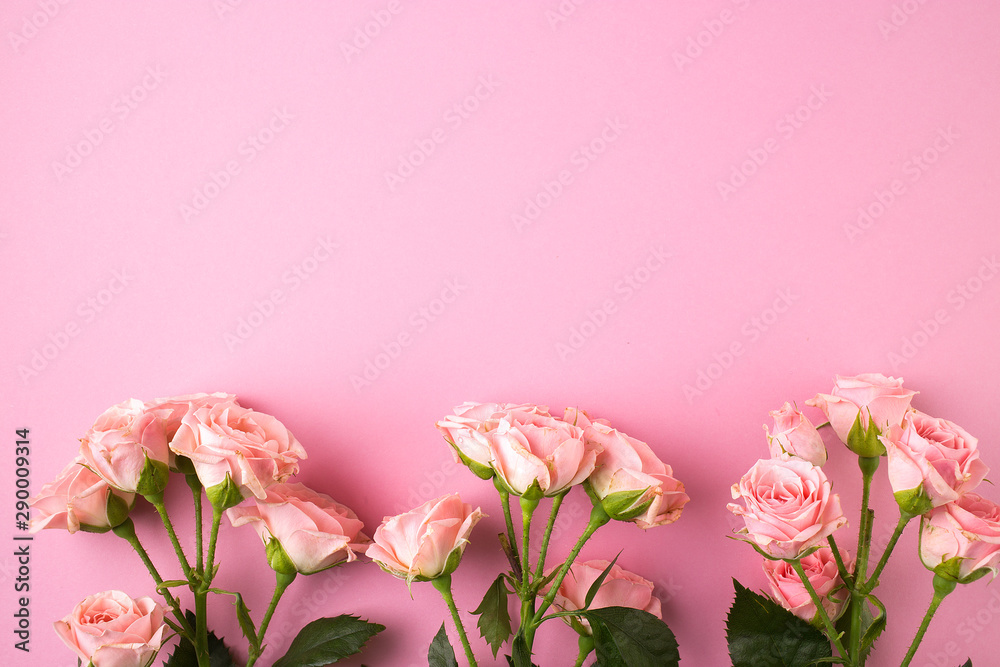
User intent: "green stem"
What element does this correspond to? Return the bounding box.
[851,456,879,664]
[827,534,853,587]
[432,575,478,667]
[112,519,195,640]
[186,474,205,574]
[194,587,209,665]
[205,505,224,584]
[146,492,192,579]
[791,559,850,661]
[500,490,521,575]
[519,496,540,652]
[195,506,225,667]
[247,571,296,667]
[535,493,565,581]
[900,575,955,667]
[574,633,595,667]
[864,512,913,591]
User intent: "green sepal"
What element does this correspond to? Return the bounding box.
[265,538,299,575]
[206,474,244,511]
[77,522,112,534]
[846,412,885,457]
[447,440,494,481]
[171,455,196,476]
[104,489,134,528]
[601,487,654,522]
[521,479,545,502]
[135,455,170,496]
[893,486,933,517]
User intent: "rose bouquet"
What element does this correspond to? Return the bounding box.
[727,374,995,667]
[31,393,382,666]
[364,402,689,666]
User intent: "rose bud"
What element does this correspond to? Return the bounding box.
[542,559,661,635]
[436,402,548,479]
[882,411,988,516]
[568,408,688,528]
[807,373,916,456]
[30,457,134,534]
[728,458,847,560]
[920,493,1000,584]
[54,590,166,667]
[227,482,368,575]
[366,493,484,584]
[78,399,170,496]
[763,547,851,624]
[765,402,827,467]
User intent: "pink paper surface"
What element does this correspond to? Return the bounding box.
[3,1,999,665]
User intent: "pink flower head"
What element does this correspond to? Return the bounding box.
[30,457,134,534]
[78,399,169,494]
[544,559,661,634]
[728,458,847,559]
[765,402,827,467]
[763,548,851,623]
[54,590,166,667]
[920,493,1000,583]
[227,482,369,574]
[145,392,238,442]
[807,373,916,448]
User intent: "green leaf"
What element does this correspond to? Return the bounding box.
[585,606,679,667]
[233,592,257,647]
[471,574,512,658]
[958,660,972,667]
[861,593,886,658]
[272,615,384,667]
[584,553,622,609]
[509,632,535,667]
[428,623,458,667]
[726,579,832,667]
[163,611,237,667]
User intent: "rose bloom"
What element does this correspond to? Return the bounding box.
[366,493,484,582]
[567,408,688,528]
[728,458,847,559]
[78,399,169,494]
[763,548,851,623]
[545,559,661,634]
[30,458,134,534]
[54,590,166,667]
[807,373,916,444]
[920,493,1000,582]
[883,410,988,510]
[765,402,827,467]
[169,398,306,500]
[227,482,368,574]
[437,402,598,497]
[145,392,238,441]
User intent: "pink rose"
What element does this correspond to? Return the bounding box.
[765,402,827,467]
[169,398,306,503]
[920,493,1000,583]
[544,559,661,634]
[78,399,170,495]
[567,408,689,528]
[437,402,599,497]
[883,411,988,513]
[807,373,916,451]
[145,392,238,441]
[366,493,484,583]
[763,548,851,622]
[30,458,134,534]
[54,590,166,667]
[728,458,847,559]
[227,482,368,574]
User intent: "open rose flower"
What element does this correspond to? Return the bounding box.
[366,493,484,583]
[567,408,688,528]
[920,493,1000,583]
[145,392,238,442]
[807,373,916,454]
[543,559,661,634]
[765,402,827,467]
[763,548,851,623]
[437,402,598,497]
[728,458,847,559]
[30,457,134,534]
[169,398,306,506]
[78,399,170,495]
[883,411,988,514]
[54,590,166,667]
[227,482,368,574]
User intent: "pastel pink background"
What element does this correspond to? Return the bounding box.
[3,1,1000,665]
